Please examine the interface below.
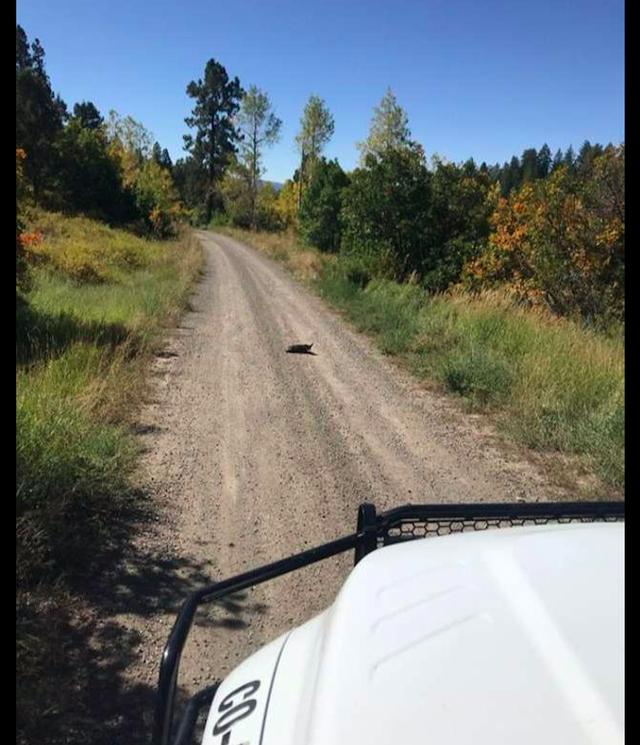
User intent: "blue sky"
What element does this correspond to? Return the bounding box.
[17,0,624,183]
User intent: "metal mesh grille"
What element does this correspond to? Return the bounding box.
[382,512,623,545]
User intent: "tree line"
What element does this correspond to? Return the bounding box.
[176,62,622,325]
[16,25,179,237]
[485,140,613,197]
[16,27,623,324]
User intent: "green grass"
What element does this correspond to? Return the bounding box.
[17,212,202,582]
[223,228,624,491]
[17,210,202,745]
[16,350,138,582]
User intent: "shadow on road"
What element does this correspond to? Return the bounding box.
[17,486,267,745]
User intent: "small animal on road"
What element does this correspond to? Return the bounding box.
[286,343,315,354]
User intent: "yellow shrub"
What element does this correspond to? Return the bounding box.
[26,211,161,283]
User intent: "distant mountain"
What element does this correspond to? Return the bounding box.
[259,180,284,193]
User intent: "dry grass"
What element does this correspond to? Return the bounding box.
[323,274,624,490]
[218,226,331,281]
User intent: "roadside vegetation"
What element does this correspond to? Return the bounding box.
[16,26,201,744]
[16,23,199,588]
[219,228,624,492]
[17,211,201,580]
[320,274,623,489]
[16,210,201,739]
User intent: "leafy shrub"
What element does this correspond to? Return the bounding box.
[299,158,349,251]
[341,145,431,280]
[275,179,300,231]
[17,148,33,293]
[463,145,624,324]
[256,182,282,231]
[25,211,160,283]
[133,159,182,237]
[55,118,135,223]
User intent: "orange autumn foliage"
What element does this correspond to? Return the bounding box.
[462,145,624,322]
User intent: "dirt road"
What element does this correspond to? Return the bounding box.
[128,230,570,733]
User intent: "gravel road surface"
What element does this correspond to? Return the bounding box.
[126,230,570,735]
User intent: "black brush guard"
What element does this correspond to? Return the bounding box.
[153,500,624,745]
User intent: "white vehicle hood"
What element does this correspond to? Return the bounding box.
[203,522,624,745]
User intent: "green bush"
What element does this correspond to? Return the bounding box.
[341,146,431,280]
[299,158,349,251]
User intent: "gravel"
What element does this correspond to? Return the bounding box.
[125,230,571,721]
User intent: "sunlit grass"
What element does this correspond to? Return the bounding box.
[17,212,202,582]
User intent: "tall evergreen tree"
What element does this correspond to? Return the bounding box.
[488,162,501,181]
[463,158,478,175]
[173,156,207,211]
[159,148,172,171]
[16,24,30,69]
[16,25,67,199]
[577,140,592,168]
[56,117,129,221]
[151,141,173,171]
[552,148,564,171]
[537,144,552,179]
[499,161,512,196]
[564,145,576,171]
[577,140,604,173]
[72,101,103,130]
[183,59,243,222]
[521,148,538,182]
[508,156,522,192]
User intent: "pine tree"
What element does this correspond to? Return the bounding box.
[577,140,593,171]
[577,141,605,174]
[564,145,576,171]
[16,25,67,200]
[183,59,243,222]
[159,148,172,171]
[521,148,538,182]
[499,161,512,196]
[552,148,564,171]
[72,101,103,130]
[509,156,522,191]
[537,144,552,179]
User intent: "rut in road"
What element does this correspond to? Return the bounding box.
[131,230,569,717]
